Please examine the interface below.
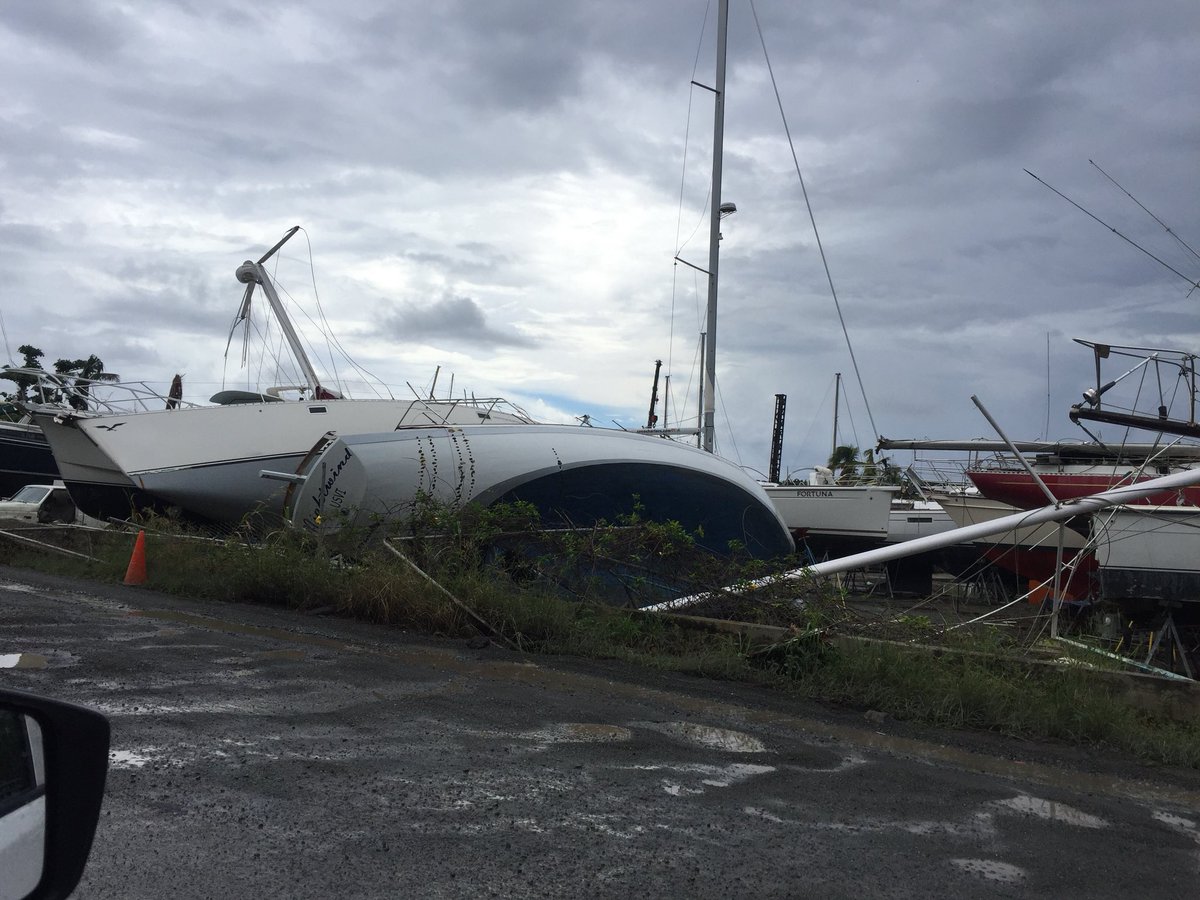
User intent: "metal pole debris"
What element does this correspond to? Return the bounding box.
[643,466,1200,613]
[382,539,520,651]
[0,528,101,562]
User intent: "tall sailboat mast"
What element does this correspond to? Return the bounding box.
[832,372,841,456]
[701,0,730,454]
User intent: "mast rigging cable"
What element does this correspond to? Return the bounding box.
[749,0,879,441]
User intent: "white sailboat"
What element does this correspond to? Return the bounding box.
[30,227,532,524]
[760,375,899,547]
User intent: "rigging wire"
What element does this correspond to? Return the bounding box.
[840,396,861,456]
[1089,159,1200,268]
[675,334,704,433]
[716,378,741,464]
[1042,332,1051,442]
[296,227,343,395]
[669,2,714,393]
[1025,169,1200,293]
[294,227,392,399]
[748,0,879,441]
[0,306,14,365]
[790,377,837,476]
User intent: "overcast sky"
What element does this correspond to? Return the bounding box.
[2,0,1198,477]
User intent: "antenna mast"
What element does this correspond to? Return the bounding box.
[701,0,729,453]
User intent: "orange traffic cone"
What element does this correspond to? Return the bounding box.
[124,530,147,585]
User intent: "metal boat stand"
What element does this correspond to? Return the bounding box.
[1144,606,1195,680]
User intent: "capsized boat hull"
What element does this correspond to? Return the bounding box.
[285,425,794,559]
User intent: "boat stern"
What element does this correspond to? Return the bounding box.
[283,433,370,533]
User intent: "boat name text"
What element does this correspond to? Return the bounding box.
[303,446,354,530]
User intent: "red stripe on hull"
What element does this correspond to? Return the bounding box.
[968,471,1200,509]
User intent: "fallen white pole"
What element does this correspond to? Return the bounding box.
[644,466,1200,613]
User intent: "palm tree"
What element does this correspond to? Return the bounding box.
[0,345,46,404]
[826,444,860,483]
[53,355,118,411]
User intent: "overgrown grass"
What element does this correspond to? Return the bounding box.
[4,509,1200,770]
[768,638,1200,764]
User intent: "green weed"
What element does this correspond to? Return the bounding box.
[4,502,1200,770]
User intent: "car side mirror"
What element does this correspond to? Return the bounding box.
[0,688,109,900]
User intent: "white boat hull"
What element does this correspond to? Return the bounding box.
[935,493,1089,551]
[1094,506,1200,603]
[885,499,955,543]
[286,425,795,559]
[762,484,898,539]
[34,398,530,523]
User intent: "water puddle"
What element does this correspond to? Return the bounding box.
[0,582,46,595]
[91,698,254,716]
[993,794,1108,829]
[109,749,155,769]
[1154,810,1196,830]
[567,723,631,742]
[951,858,1026,884]
[0,653,48,669]
[626,761,776,792]
[639,721,769,753]
[697,762,776,786]
[663,781,705,797]
[254,649,307,661]
[1153,810,1200,844]
[522,723,633,744]
[743,806,786,824]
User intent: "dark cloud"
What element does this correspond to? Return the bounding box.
[0,0,1197,471]
[383,294,536,349]
[0,0,131,61]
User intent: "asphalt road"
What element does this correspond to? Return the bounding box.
[2,566,1199,899]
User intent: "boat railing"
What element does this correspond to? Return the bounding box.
[12,367,538,423]
[401,395,537,425]
[772,466,903,489]
[904,458,973,494]
[965,452,1036,474]
[8,369,202,415]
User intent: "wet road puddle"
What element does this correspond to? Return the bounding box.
[524,723,633,744]
[0,653,48,669]
[993,794,1108,829]
[0,581,49,595]
[565,723,631,742]
[627,762,777,795]
[639,721,769,753]
[951,858,1026,884]
[109,749,155,769]
[1152,810,1200,846]
[254,649,307,662]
